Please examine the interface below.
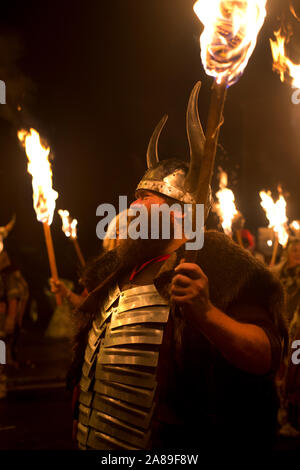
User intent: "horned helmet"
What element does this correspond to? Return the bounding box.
[136,82,212,217]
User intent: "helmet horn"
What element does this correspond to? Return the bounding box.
[146,114,168,169]
[4,214,16,236]
[185,81,206,194]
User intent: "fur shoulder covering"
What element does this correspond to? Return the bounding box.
[195,231,284,315]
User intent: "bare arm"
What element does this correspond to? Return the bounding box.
[50,279,84,309]
[188,304,271,374]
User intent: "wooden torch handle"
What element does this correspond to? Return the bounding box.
[43,222,62,305]
[72,238,86,267]
[270,236,279,267]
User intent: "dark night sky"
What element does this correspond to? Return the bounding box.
[0,0,300,293]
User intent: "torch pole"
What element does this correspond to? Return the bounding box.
[195,80,227,205]
[236,230,244,248]
[270,235,279,267]
[186,80,227,263]
[72,238,86,267]
[43,222,62,305]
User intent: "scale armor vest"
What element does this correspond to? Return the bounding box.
[77,283,170,450]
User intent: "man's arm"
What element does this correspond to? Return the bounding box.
[187,303,271,375]
[171,262,276,375]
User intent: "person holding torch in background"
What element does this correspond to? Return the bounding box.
[50,210,129,308]
[273,238,300,437]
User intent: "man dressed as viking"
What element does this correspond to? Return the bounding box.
[69,83,287,450]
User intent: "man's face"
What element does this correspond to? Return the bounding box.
[130,189,184,238]
[117,190,180,265]
[288,242,300,268]
[130,190,167,212]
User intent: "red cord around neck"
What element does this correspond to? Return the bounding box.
[129,254,171,281]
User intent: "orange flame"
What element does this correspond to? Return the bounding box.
[259,190,289,247]
[215,170,238,235]
[290,220,300,235]
[270,29,300,88]
[0,228,5,254]
[58,209,78,239]
[18,129,58,225]
[193,0,267,87]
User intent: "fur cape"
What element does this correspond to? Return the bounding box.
[67,230,288,389]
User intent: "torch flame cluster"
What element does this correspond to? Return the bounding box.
[193,0,267,87]
[270,29,300,89]
[215,170,238,235]
[290,220,300,236]
[18,128,58,225]
[259,191,289,247]
[58,210,78,239]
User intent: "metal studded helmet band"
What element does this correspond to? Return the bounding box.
[137,159,195,204]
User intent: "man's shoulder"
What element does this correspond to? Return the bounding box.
[192,230,283,311]
[197,230,267,275]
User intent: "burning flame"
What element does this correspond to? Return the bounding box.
[0,228,6,254]
[270,29,300,88]
[18,129,58,225]
[290,220,300,235]
[215,170,238,235]
[193,0,267,87]
[58,210,78,239]
[259,191,289,247]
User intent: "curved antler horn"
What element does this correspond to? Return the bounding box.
[4,214,16,235]
[185,81,206,194]
[146,115,168,169]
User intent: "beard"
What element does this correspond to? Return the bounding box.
[117,236,172,270]
[116,209,186,268]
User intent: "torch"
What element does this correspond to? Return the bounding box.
[18,128,62,305]
[192,0,268,210]
[214,169,239,239]
[270,27,300,89]
[58,209,85,267]
[290,220,300,237]
[259,189,289,266]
